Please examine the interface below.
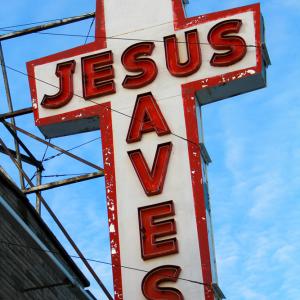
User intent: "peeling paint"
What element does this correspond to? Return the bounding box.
[110,224,116,233]
[247,69,256,75]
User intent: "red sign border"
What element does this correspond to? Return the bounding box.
[27,1,262,128]
[26,1,263,299]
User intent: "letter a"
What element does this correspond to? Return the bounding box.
[126,92,170,143]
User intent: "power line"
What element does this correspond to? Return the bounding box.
[0,239,211,287]
[84,17,95,45]
[25,171,38,189]
[41,139,51,162]
[44,137,100,162]
[37,17,100,164]
[2,62,202,152]
[41,17,100,163]
[0,17,218,295]
[0,13,96,31]
[42,173,92,178]
[0,27,261,48]
[0,18,260,162]
[38,18,99,163]
[44,31,261,48]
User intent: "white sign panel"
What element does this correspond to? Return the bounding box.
[27,1,268,299]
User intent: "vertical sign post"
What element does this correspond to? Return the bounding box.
[27,0,269,299]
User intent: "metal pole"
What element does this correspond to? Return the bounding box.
[0,107,33,120]
[36,169,42,215]
[0,12,95,41]
[0,145,42,168]
[23,171,104,195]
[0,42,25,189]
[2,120,44,170]
[0,138,113,300]
[3,120,103,172]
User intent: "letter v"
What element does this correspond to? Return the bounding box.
[128,142,173,196]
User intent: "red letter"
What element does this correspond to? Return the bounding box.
[122,42,158,89]
[128,142,172,196]
[41,60,76,109]
[138,201,178,260]
[208,19,247,67]
[164,29,201,77]
[142,265,183,300]
[126,92,170,143]
[82,51,115,100]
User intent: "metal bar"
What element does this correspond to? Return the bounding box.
[0,138,113,300]
[212,283,226,299]
[0,107,33,120]
[36,169,42,215]
[24,171,104,195]
[0,145,42,168]
[0,138,34,191]
[0,12,95,41]
[2,120,44,171]
[200,142,212,164]
[0,42,25,189]
[3,120,104,172]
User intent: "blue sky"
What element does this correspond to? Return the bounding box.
[0,1,299,299]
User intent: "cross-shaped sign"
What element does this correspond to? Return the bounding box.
[27,1,268,299]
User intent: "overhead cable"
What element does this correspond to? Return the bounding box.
[0,239,211,287]
[1,62,203,151]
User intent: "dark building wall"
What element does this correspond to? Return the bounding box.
[0,170,95,300]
